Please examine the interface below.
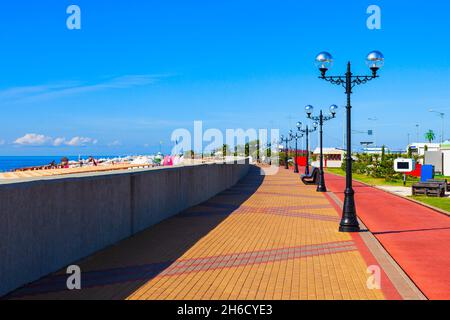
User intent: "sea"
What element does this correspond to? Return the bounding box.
[0,156,118,172]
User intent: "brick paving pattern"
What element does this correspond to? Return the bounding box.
[8,166,400,300]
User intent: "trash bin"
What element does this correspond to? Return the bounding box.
[421,164,435,182]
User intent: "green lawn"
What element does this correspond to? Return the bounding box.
[410,196,450,213]
[326,168,449,213]
[325,168,418,187]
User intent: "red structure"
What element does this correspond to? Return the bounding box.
[406,163,422,178]
[295,156,307,167]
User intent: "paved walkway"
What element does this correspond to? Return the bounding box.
[325,173,450,300]
[7,167,422,300]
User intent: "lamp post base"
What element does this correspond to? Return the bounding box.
[317,172,327,192]
[339,224,360,233]
[339,189,360,232]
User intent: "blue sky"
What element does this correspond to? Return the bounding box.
[0,0,449,155]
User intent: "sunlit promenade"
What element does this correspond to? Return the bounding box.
[6,166,440,300]
[1,1,450,312]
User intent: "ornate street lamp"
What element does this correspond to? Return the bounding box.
[316,50,384,232]
[306,104,338,192]
[288,130,294,168]
[292,129,304,174]
[298,121,318,175]
[266,142,272,165]
[280,134,292,169]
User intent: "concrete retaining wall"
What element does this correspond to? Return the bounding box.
[0,162,250,296]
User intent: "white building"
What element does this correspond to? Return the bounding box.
[415,140,450,176]
[441,141,450,176]
[407,143,441,156]
[311,148,345,168]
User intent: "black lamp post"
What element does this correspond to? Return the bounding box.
[315,51,384,232]
[298,121,318,175]
[288,130,294,154]
[280,134,292,169]
[266,142,272,166]
[306,105,338,192]
[292,131,303,173]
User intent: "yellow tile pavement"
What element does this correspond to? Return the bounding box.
[9,166,389,300]
[127,167,385,300]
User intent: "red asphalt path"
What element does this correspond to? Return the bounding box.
[325,173,450,300]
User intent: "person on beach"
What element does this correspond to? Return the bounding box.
[60,157,70,169]
[49,160,56,169]
[88,156,98,166]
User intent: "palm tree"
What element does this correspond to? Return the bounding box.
[424,130,436,143]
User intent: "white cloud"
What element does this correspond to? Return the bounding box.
[65,136,98,147]
[0,74,170,104]
[0,139,5,145]
[13,134,98,147]
[14,133,52,146]
[53,137,66,146]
